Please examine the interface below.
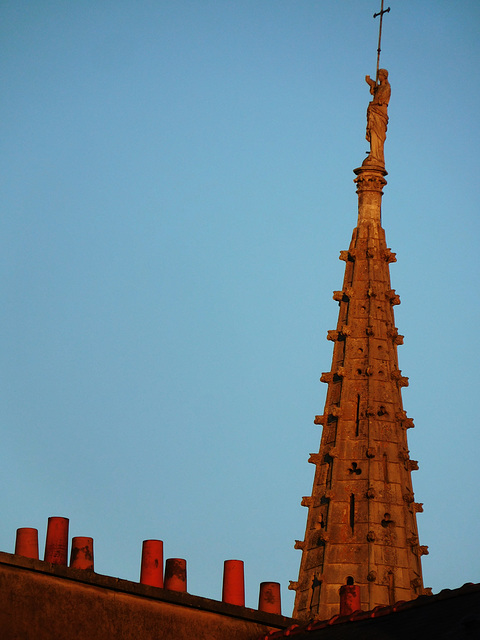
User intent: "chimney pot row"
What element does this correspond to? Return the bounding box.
[13,519,282,615]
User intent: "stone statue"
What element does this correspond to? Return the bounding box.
[363,68,391,167]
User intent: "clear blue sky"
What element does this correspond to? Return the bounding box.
[1,0,479,614]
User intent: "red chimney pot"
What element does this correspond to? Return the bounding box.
[44,517,69,565]
[258,581,282,615]
[15,528,39,560]
[339,583,361,616]
[70,536,94,571]
[140,539,164,588]
[222,559,245,606]
[164,558,187,592]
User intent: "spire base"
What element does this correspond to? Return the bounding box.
[353,164,387,226]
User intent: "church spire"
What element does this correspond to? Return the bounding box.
[290,71,428,621]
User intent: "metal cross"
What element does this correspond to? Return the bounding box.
[374,0,390,83]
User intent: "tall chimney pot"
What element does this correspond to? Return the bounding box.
[222,559,245,606]
[140,539,164,588]
[44,517,69,565]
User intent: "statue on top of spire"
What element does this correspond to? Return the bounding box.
[362,68,391,168]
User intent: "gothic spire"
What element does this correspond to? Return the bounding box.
[290,72,428,621]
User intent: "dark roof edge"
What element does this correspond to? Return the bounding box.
[0,551,293,629]
[261,582,480,638]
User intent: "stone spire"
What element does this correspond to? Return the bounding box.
[290,71,427,621]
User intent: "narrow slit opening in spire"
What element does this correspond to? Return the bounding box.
[355,395,361,436]
[383,452,389,483]
[349,494,355,534]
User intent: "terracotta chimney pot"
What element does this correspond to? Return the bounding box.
[258,581,282,614]
[339,583,361,616]
[44,517,69,565]
[15,528,39,559]
[140,539,164,588]
[70,536,94,571]
[222,559,245,606]
[164,558,187,592]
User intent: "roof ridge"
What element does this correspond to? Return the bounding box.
[259,583,480,639]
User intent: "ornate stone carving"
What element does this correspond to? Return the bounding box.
[366,447,376,458]
[391,370,409,387]
[413,503,424,513]
[396,410,415,429]
[354,171,387,193]
[294,540,306,550]
[406,535,419,547]
[288,581,299,591]
[327,330,339,342]
[317,530,329,543]
[362,69,391,168]
[366,487,376,499]
[340,325,352,337]
[308,453,322,465]
[387,327,403,344]
[339,250,349,262]
[367,531,376,542]
[387,289,401,305]
[383,249,397,263]
[367,571,377,582]
[301,496,314,508]
[320,372,333,383]
[314,415,326,425]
